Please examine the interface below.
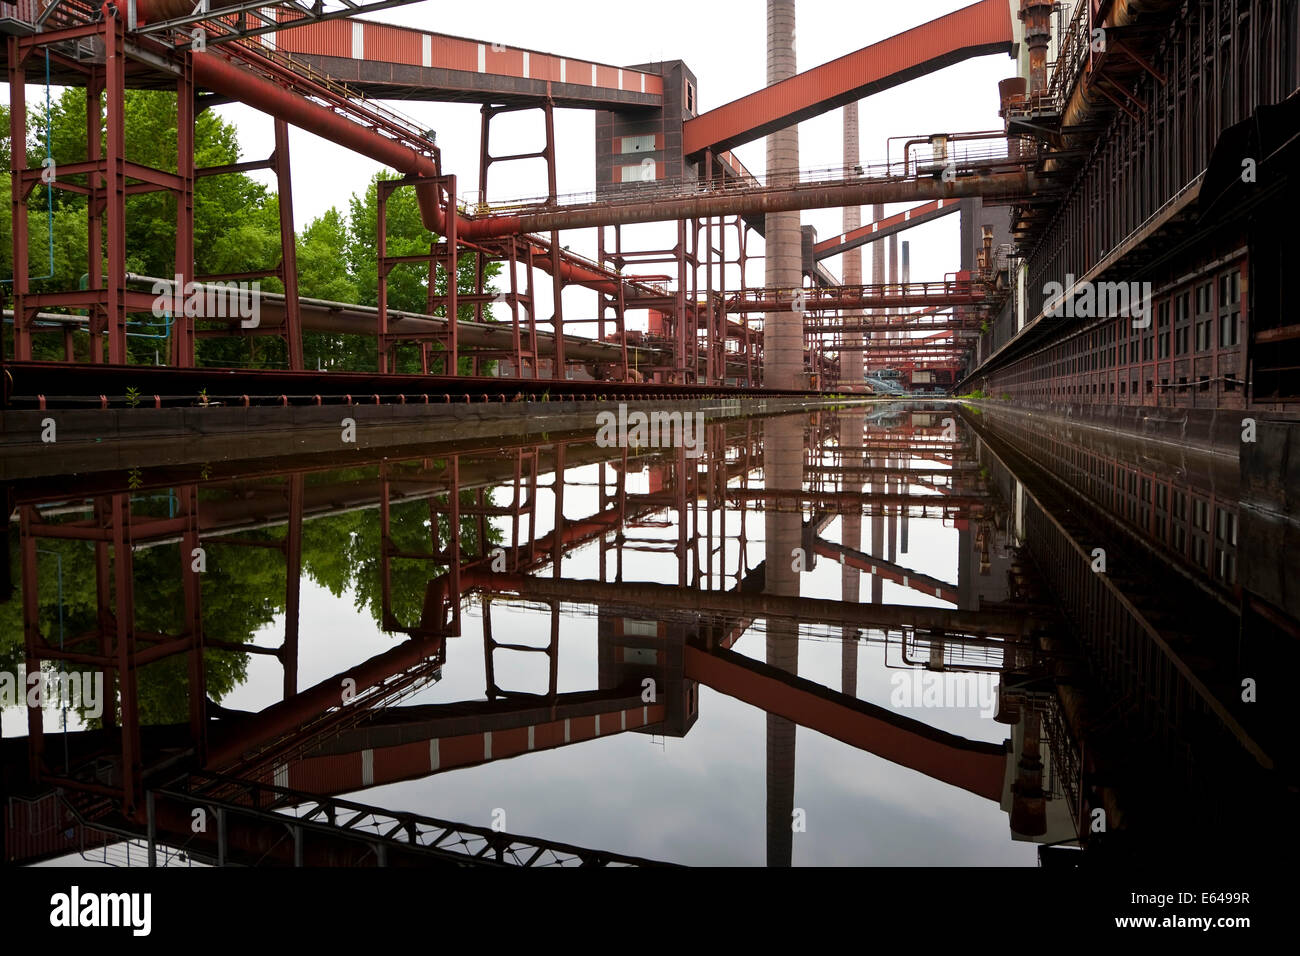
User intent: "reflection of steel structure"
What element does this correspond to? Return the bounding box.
[964,405,1292,856]
[17,489,206,817]
[152,771,675,866]
[7,412,1081,865]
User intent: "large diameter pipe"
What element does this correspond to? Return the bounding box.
[134,0,246,21]
[188,54,641,297]
[468,170,1040,239]
[191,50,454,236]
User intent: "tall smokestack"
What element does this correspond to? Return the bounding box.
[763,0,803,390]
[1019,0,1053,97]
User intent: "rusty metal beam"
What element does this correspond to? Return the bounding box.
[682,0,1014,155]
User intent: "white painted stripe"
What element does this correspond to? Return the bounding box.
[903,575,909,587]
[351,22,364,59]
[591,63,597,86]
[872,222,878,233]
[642,705,648,724]
[595,714,601,735]
[560,58,566,83]
[429,738,440,771]
[361,749,374,786]
[936,586,942,596]
[621,710,627,730]
[905,210,911,221]
[260,8,277,50]
[640,73,645,93]
[564,718,571,743]
[422,35,431,68]
[527,726,535,750]
[937,199,944,208]
[617,68,623,90]
[484,731,492,760]
[274,763,288,787]
[522,51,530,78]
[478,43,486,73]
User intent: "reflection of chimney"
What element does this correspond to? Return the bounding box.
[840,411,864,698]
[764,414,803,867]
[1010,708,1048,836]
[1019,0,1053,97]
[994,683,1023,725]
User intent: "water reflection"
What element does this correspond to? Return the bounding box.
[3,402,1294,865]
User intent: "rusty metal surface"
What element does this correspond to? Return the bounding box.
[682,0,1015,155]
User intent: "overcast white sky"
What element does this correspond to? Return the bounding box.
[211,0,1019,324]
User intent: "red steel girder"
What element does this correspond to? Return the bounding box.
[813,199,962,260]
[682,0,1015,156]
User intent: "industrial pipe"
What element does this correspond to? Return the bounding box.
[189,54,651,299]
[132,0,247,22]
[465,170,1041,239]
[191,49,455,236]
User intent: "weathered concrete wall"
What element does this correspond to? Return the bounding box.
[962,400,1259,458]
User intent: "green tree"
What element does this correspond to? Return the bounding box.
[5,94,501,373]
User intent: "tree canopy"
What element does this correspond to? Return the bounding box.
[3,88,498,372]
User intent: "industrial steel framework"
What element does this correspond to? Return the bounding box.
[7,407,1083,863]
[3,0,1061,397]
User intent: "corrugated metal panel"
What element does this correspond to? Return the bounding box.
[432,35,478,73]
[531,53,563,84]
[278,18,352,57]
[493,726,530,756]
[287,751,359,793]
[371,738,426,782]
[487,46,525,78]
[5,793,111,864]
[365,23,422,64]
[0,0,42,24]
[241,15,661,94]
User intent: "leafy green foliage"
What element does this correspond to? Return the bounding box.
[3,93,498,371]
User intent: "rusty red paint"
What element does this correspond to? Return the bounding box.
[682,0,1015,155]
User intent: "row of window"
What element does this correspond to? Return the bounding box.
[1023,433,1240,588]
[1036,266,1244,381]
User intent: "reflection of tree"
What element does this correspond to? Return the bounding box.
[0,518,256,729]
[1,476,503,728]
[302,480,502,629]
